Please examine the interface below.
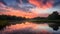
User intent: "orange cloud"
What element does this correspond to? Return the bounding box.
[29,0,53,9]
[0,7,38,18]
[0,2,49,18]
[0,6,49,18]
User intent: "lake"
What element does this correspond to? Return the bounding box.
[0,21,60,34]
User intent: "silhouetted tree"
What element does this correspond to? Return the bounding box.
[0,15,26,20]
[58,15,60,20]
[32,17,46,20]
[48,11,59,20]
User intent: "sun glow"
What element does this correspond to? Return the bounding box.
[0,7,38,18]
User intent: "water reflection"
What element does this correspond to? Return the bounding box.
[0,22,60,34]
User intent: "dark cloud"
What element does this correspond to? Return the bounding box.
[53,0,60,6]
[16,0,29,4]
[16,0,20,3]
[0,0,60,7]
[43,0,60,7]
[0,0,7,5]
[29,0,60,8]
[41,0,48,4]
[22,0,29,3]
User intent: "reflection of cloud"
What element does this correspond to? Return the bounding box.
[0,22,52,34]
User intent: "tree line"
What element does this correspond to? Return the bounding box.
[48,11,60,20]
[0,11,60,20]
[32,11,60,20]
[0,15,26,20]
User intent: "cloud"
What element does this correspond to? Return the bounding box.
[1,0,60,9]
[29,0,60,9]
[3,0,35,11]
[0,1,38,18]
[16,0,21,3]
[22,0,29,3]
[0,0,7,5]
[0,0,60,18]
[16,0,29,4]
[0,6,38,18]
[16,0,23,4]
[29,0,53,9]
[53,0,60,7]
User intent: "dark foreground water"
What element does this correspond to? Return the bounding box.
[0,22,60,34]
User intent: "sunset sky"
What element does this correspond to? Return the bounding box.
[0,0,60,18]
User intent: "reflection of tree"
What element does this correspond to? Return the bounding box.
[49,24,59,31]
[0,15,26,30]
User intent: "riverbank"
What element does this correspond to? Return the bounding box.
[0,20,9,30]
[0,20,60,30]
[0,20,26,30]
[28,19,60,23]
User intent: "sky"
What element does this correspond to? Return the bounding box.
[0,0,60,18]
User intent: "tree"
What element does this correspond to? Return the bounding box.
[0,15,26,20]
[48,11,59,20]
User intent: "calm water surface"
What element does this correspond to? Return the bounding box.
[0,22,60,34]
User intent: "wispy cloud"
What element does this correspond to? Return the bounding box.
[0,0,60,18]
